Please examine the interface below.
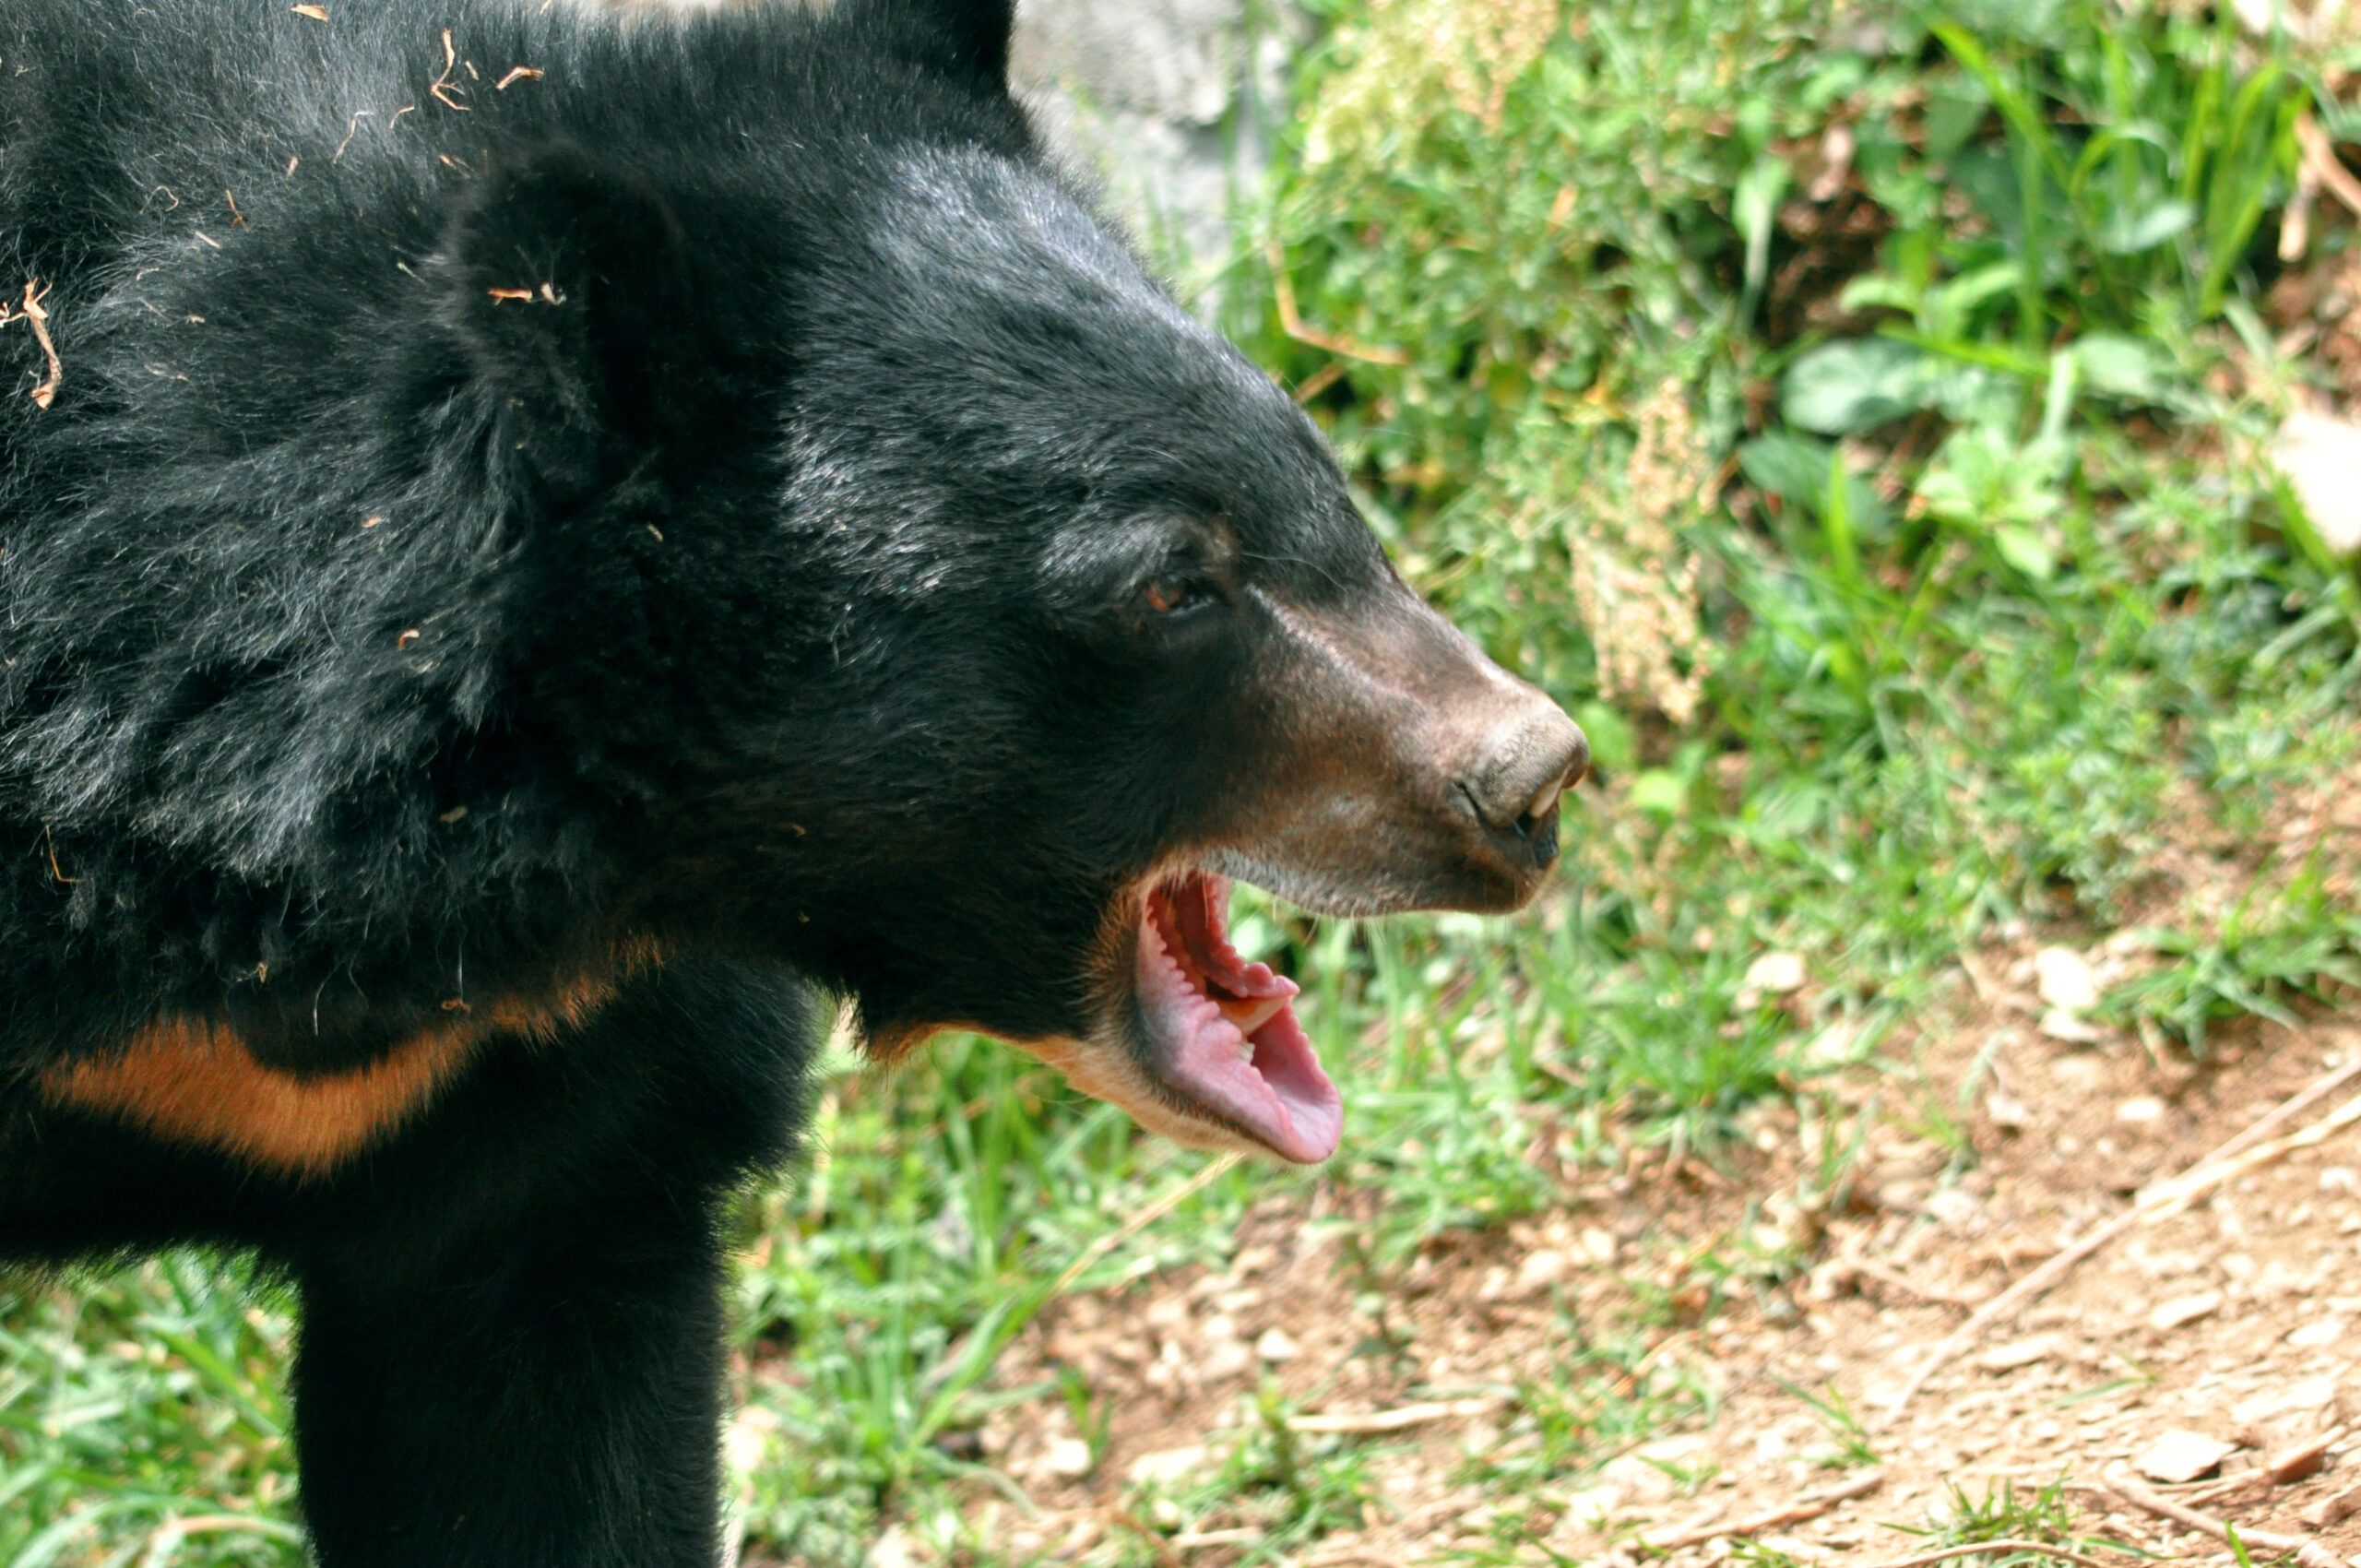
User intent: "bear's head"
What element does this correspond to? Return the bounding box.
[444,0,1587,1163]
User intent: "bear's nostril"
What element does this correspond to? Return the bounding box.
[1516,807,1560,869]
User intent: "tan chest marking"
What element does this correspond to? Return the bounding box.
[38,957,647,1179]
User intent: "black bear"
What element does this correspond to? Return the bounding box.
[0,0,1586,1560]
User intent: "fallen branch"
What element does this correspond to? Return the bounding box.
[1640,1467,1883,1551]
[2101,1469,2343,1568]
[2138,1090,2361,1223]
[1880,1055,2361,1423]
[1288,1396,1503,1435]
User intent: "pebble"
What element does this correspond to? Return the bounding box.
[1254,1327,1299,1362]
[2134,1428,2236,1483]
[1127,1444,1209,1487]
[1042,1436,1094,1478]
[1980,1334,2062,1371]
[2272,410,2361,555]
[2035,946,2102,1012]
[1516,1249,1571,1293]
[2150,1291,2224,1331]
[2116,1096,2165,1124]
[1987,1090,2032,1130]
[1745,952,1807,994]
[2230,1374,2339,1426]
[2040,1008,2105,1043]
[868,1526,920,1568]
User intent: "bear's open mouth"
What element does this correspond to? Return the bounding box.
[1134,871,1341,1163]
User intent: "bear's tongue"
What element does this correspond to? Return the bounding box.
[1136,873,1340,1163]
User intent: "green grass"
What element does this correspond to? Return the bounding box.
[13,0,2361,1560]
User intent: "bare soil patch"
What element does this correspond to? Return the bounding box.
[944,991,2361,1566]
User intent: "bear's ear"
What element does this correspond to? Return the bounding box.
[883,0,1014,87]
[442,146,702,497]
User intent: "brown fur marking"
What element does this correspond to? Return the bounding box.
[39,942,661,1178]
[42,1017,489,1178]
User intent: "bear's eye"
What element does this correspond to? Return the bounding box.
[1142,575,1205,615]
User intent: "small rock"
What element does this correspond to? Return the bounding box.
[2231,1374,2340,1426]
[1599,1451,1685,1506]
[1987,1091,2032,1130]
[1636,1433,1712,1464]
[2135,1428,2237,1483]
[2149,1290,2224,1331]
[2049,1052,2108,1087]
[722,1408,776,1474]
[2288,1319,2346,1348]
[2272,410,2361,556]
[1042,1436,1094,1479]
[2299,1481,2361,1528]
[1201,1338,1254,1380]
[1127,1444,1209,1487]
[2035,946,2102,1012]
[1579,1227,1619,1265]
[1548,1481,1626,1544]
[1516,1249,1571,1293]
[2116,1096,2165,1124]
[1923,1187,1980,1226]
[1745,951,1807,995]
[1980,1334,2062,1371]
[1254,1327,1299,1362]
[868,1526,920,1568]
[2040,1008,2106,1043]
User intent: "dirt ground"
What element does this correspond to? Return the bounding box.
[952,976,2361,1566]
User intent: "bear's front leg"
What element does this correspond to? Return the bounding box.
[275,960,821,1568]
[287,1186,732,1568]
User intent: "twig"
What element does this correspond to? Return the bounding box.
[42,822,78,885]
[1106,1509,1184,1568]
[1872,1539,2126,1568]
[332,110,372,162]
[2189,1424,2346,1502]
[1,280,63,408]
[2137,1088,2361,1223]
[1288,1396,1504,1435]
[431,30,470,111]
[2153,1050,2361,1181]
[1264,239,1407,366]
[1956,949,2004,1004]
[2101,1469,2343,1568]
[2297,114,2361,221]
[1833,1229,1984,1308]
[137,1515,295,1568]
[1048,1153,1239,1298]
[1880,1057,2361,1423]
[1640,1467,1883,1550]
[2283,149,2321,262]
[1169,1527,1260,1551]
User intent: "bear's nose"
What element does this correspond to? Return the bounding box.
[1457,705,1589,871]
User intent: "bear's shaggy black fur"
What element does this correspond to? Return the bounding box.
[0,0,1586,1559]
